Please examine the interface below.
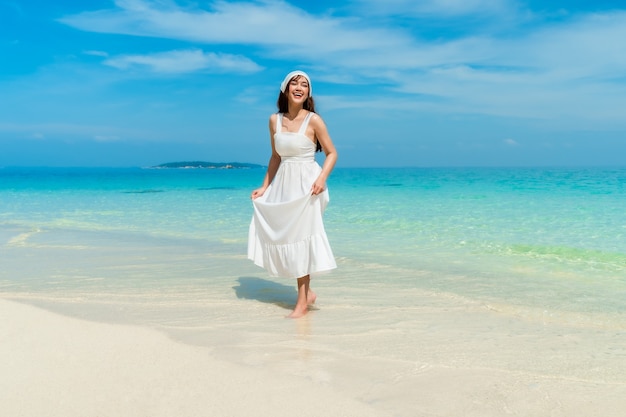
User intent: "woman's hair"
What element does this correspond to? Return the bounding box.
[277,75,322,152]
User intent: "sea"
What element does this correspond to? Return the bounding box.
[1,165,626,414]
[2,166,624,310]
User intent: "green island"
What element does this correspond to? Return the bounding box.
[152,161,263,169]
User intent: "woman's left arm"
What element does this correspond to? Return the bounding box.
[310,114,338,195]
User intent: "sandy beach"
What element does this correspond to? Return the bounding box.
[2,275,626,417]
[0,298,384,417]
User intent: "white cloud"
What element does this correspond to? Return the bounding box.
[103,49,262,74]
[59,0,411,54]
[320,10,626,123]
[84,50,109,57]
[421,0,514,16]
[350,0,518,17]
[57,1,626,124]
[503,138,519,146]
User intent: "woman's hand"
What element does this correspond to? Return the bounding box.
[251,187,266,199]
[311,178,326,195]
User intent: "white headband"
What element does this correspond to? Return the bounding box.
[280,70,312,96]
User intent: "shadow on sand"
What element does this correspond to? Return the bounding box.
[233,277,296,311]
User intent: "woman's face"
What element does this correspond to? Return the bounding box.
[286,75,310,104]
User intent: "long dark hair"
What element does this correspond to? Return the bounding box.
[277,76,322,152]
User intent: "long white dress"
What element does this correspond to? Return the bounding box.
[247,112,337,278]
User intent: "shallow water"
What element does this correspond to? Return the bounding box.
[1,166,625,316]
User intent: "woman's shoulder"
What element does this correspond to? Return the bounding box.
[268,113,280,127]
[308,112,326,128]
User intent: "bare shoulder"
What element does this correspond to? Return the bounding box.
[268,113,278,136]
[309,112,328,129]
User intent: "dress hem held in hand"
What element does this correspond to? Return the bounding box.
[247,112,337,279]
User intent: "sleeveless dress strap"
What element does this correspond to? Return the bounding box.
[298,112,314,135]
[276,113,283,133]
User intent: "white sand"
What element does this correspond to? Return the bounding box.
[2,297,626,417]
[0,299,381,417]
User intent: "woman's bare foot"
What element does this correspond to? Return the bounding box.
[287,304,308,318]
[287,276,312,318]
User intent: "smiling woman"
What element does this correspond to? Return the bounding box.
[247,70,339,318]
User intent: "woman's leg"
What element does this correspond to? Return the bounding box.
[307,285,317,305]
[288,275,311,318]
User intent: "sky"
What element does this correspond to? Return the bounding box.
[1,0,626,167]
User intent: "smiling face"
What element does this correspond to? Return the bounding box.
[286,75,310,104]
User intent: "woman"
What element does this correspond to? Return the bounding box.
[248,70,338,318]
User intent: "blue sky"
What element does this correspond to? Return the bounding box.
[1,0,625,167]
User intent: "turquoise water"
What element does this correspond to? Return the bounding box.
[1,166,625,319]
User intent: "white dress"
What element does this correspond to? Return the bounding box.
[247,112,337,278]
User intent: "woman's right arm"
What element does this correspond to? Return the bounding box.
[251,114,281,199]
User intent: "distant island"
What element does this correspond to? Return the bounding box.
[152,161,263,169]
